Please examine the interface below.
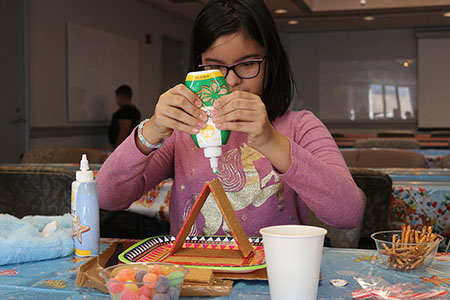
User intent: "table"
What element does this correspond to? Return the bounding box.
[415,150,450,168]
[378,168,450,252]
[1,239,449,299]
[340,148,450,168]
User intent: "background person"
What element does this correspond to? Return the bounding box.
[108,84,141,148]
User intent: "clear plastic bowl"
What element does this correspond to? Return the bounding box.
[99,262,189,300]
[371,230,443,270]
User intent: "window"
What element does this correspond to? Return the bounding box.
[368,84,414,120]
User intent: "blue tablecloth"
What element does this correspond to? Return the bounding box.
[1,239,449,299]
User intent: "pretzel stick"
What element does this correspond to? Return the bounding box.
[380,225,440,270]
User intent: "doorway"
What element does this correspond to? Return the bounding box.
[161,35,185,94]
[0,0,28,162]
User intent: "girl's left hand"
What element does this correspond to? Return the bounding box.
[212,90,292,173]
[211,91,275,149]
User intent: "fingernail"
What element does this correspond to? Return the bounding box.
[200,113,207,121]
[197,121,206,128]
[195,101,202,107]
[215,122,222,129]
[191,128,199,134]
[211,110,217,116]
[213,100,220,107]
[213,116,220,122]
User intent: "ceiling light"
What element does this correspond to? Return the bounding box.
[274,8,288,15]
[363,16,375,21]
[443,12,450,17]
[403,61,409,68]
[288,20,299,25]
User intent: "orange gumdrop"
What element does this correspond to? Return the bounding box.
[150,265,165,277]
[118,268,136,282]
[142,272,158,288]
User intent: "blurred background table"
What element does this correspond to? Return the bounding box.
[382,168,450,251]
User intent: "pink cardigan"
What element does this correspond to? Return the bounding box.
[97,110,364,237]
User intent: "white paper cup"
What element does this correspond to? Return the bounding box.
[260,225,327,300]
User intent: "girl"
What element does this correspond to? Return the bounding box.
[97,0,364,237]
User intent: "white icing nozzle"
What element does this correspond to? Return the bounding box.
[203,147,221,174]
[80,154,89,171]
[76,153,94,181]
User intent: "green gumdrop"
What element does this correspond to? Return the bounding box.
[111,292,122,300]
[167,271,185,286]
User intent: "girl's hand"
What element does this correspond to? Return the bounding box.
[138,84,208,152]
[211,91,274,148]
[211,91,292,173]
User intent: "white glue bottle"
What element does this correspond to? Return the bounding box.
[71,154,99,256]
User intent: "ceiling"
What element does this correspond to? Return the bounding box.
[142,0,450,31]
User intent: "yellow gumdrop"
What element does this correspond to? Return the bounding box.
[124,282,139,293]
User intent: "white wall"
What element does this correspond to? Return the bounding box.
[282,28,420,133]
[28,0,192,149]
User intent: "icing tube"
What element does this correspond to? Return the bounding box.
[185,70,231,174]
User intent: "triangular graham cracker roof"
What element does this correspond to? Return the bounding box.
[169,178,254,258]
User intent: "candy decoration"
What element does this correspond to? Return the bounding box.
[106,265,185,300]
[352,287,448,299]
[138,285,153,298]
[168,286,180,300]
[152,293,170,300]
[136,270,147,283]
[155,275,170,293]
[167,271,184,286]
[420,275,450,286]
[120,287,139,300]
[119,268,136,282]
[108,280,125,294]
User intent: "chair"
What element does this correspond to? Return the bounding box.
[21,147,106,164]
[349,168,393,249]
[331,132,344,138]
[0,165,75,218]
[377,130,415,138]
[341,149,427,168]
[430,130,450,138]
[307,189,366,248]
[354,138,420,150]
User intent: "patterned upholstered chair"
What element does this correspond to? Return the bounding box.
[0,165,75,218]
[354,138,420,150]
[308,189,366,248]
[350,168,393,248]
[21,148,106,164]
[308,168,393,249]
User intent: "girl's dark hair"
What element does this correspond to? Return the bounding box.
[188,0,296,121]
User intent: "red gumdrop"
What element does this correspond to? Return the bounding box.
[108,280,125,294]
[138,285,153,298]
[120,287,139,300]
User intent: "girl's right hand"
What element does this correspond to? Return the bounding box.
[140,84,208,148]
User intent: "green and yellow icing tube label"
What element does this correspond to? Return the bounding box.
[185,70,231,173]
[185,70,231,148]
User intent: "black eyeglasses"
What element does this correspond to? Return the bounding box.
[198,56,265,79]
